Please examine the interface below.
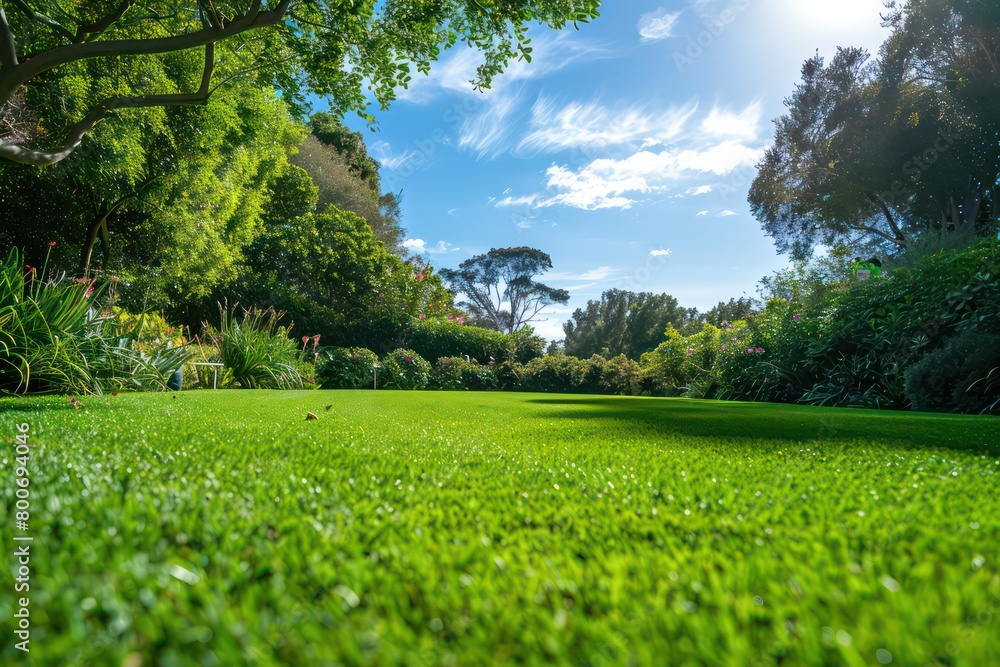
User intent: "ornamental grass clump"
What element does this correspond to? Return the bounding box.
[210,303,302,389]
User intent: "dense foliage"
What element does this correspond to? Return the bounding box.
[749,0,1000,260]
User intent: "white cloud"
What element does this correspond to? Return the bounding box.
[403,239,460,254]
[699,101,764,142]
[649,249,672,257]
[638,8,682,42]
[580,266,618,280]
[518,98,698,154]
[396,33,607,103]
[686,185,713,196]
[548,267,619,282]
[537,141,765,210]
[716,210,738,217]
[515,220,534,230]
[457,88,525,158]
[370,140,420,171]
[566,282,598,292]
[697,210,709,216]
[495,194,541,207]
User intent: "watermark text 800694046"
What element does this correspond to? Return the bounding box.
[12,422,34,653]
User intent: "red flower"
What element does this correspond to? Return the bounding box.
[403,355,413,363]
[419,314,426,319]
[417,272,425,281]
[48,241,56,247]
[301,335,309,345]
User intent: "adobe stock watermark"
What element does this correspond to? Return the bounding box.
[673,0,752,73]
[11,422,34,654]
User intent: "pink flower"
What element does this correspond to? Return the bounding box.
[764,377,769,383]
[444,358,451,365]
[313,334,321,347]
[747,347,754,354]
[386,267,393,276]
[457,317,465,324]
[448,315,455,321]
[48,241,56,247]
[353,354,361,359]
[419,314,426,319]
[379,292,385,298]
[756,347,764,354]
[489,361,495,366]
[417,272,425,281]
[301,336,309,345]
[686,348,694,356]
[720,344,726,351]
[793,314,801,323]
[403,355,413,363]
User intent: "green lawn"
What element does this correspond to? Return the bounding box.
[1,391,998,666]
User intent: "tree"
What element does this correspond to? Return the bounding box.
[749,1,1000,261]
[0,0,600,166]
[291,128,405,255]
[562,289,700,360]
[439,247,569,334]
[1,80,304,295]
[701,297,757,328]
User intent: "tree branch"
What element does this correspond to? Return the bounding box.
[74,0,133,43]
[867,193,907,243]
[1,43,215,166]
[0,7,17,68]
[5,0,75,42]
[0,0,290,104]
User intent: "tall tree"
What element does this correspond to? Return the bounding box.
[291,118,406,255]
[0,0,600,166]
[750,1,1000,260]
[439,247,569,334]
[562,289,700,360]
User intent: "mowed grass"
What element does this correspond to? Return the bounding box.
[1,391,999,667]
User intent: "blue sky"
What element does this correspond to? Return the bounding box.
[339,0,891,340]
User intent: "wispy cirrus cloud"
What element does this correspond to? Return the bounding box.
[716,210,738,217]
[517,98,698,154]
[638,8,682,42]
[649,249,673,257]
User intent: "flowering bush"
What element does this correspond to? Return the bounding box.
[381,348,431,390]
[317,347,378,389]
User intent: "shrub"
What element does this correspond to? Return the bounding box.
[0,248,187,394]
[381,349,431,390]
[317,347,378,389]
[429,356,470,390]
[598,354,641,395]
[904,330,1000,413]
[210,304,302,389]
[518,354,591,393]
[407,319,545,365]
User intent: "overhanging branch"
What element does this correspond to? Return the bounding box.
[0,7,17,68]
[0,43,215,166]
[0,0,290,104]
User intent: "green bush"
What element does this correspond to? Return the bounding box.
[598,354,641,395]
[210,304,302,389]
[429,356,470,390]
[381,349,431,390]
[904,330,1000,413]
[317,347,378,389]
[518,354,592,393]
[408,319,545,365]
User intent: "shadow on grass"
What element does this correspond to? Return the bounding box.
[524,396,1000,453]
